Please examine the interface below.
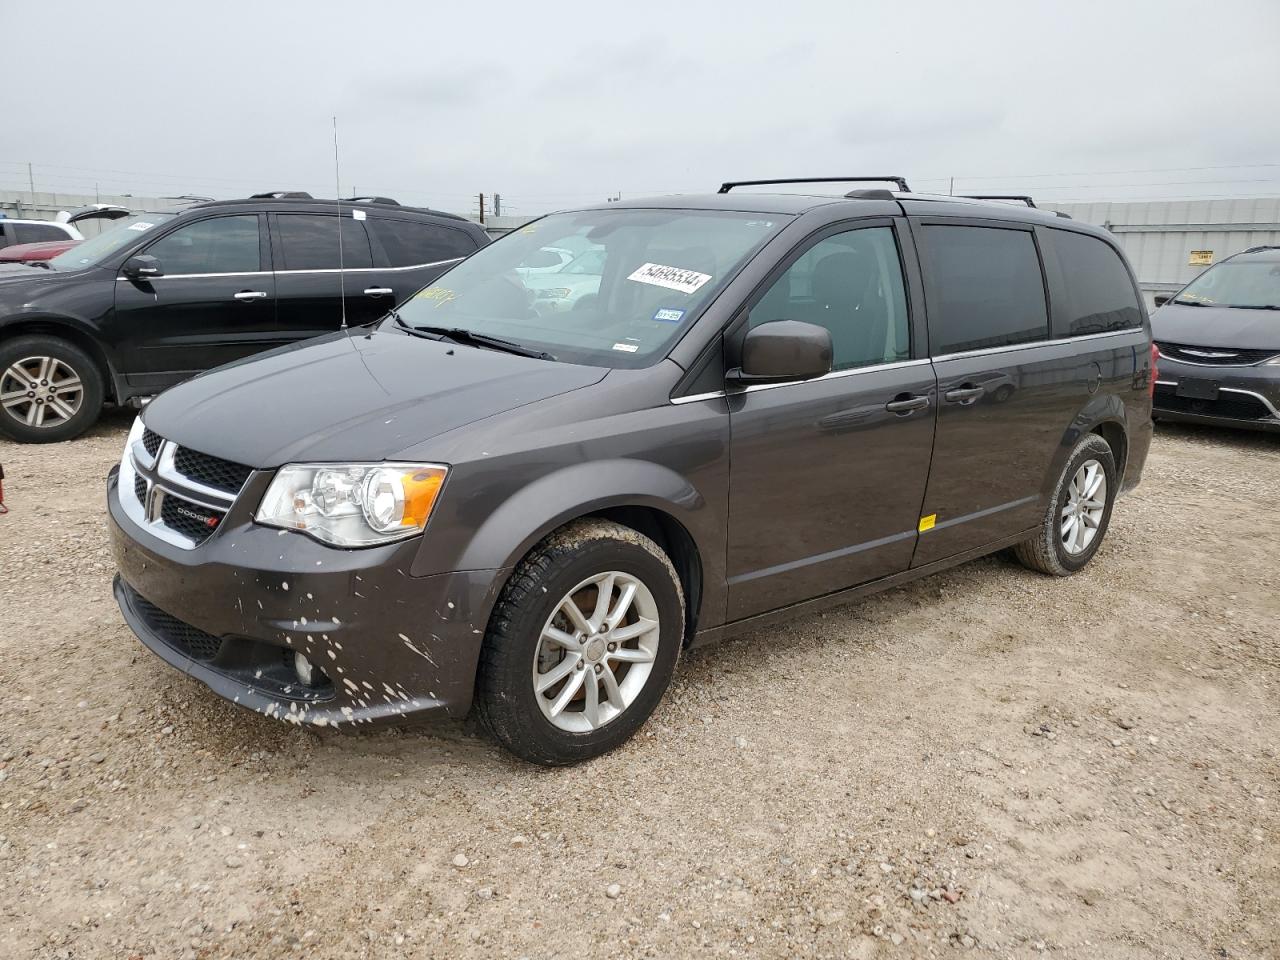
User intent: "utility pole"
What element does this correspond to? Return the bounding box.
[948,177,954,196]
[28,163,35,204]
[493,193,502,217]
[477,192,486,224]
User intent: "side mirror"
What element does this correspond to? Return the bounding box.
[1153,293,1172,308]
[728,320,833,384]
[122,254,162,279]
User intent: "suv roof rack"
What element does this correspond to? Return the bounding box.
[344,195,399,205]
[718,176,911,194]
[249,191,314,199]
[962,194,1036,207]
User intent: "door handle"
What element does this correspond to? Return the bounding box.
[943,385,985,403]
[363,287,394,297]
[233,290,268,302]
[885,394,930,414]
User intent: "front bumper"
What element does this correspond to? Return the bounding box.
[108,465,506,729]
[1153,357,1280,433]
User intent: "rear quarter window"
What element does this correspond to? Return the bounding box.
[1043,228,1144,336]
[368,218,477,267]
[13,223,70,243]
[919,224,1049,355]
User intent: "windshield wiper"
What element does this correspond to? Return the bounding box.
[394,315,555,361]
[1226,304,1280,310]
[1171,298,1206,306]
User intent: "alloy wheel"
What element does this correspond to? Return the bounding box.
[1061,459,1107,555]
[532,571,660,733]
[0,356,85,428]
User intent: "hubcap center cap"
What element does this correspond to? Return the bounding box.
[584,636,607,662]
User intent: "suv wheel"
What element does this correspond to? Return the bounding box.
[476,519,684,765]
[0,336,104,443]
[1013,432,1117,576]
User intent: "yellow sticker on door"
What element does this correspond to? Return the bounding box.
[918,514,937,533]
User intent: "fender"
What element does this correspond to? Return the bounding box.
[409,457,724,622]
[1037,392,1131,505]
[0,312,122,401]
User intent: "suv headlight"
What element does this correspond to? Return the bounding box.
[255,463,448,547]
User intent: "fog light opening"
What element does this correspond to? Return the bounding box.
[293,651,326,688]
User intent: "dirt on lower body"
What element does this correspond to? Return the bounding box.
[1,411,1277,959]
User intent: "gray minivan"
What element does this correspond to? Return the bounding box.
[108,178,1155,764]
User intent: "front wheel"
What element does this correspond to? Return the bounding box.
[476,519,684,765]
[0,335,105,443]
[1013,433,1117,576]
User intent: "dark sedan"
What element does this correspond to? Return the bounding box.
[1152,245,1280,432]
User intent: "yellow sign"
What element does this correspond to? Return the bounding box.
[918,514,937,533]
[1188,250,1213,266]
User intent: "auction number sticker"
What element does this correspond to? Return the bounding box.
[127,221,155,232]
[627,262,712,295]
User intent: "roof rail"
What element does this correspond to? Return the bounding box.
[719,176,910,194]
[249,191,314,199]
[344,195,399,205]
[961,194,1037,208]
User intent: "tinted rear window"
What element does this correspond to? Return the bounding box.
[275,214,373,270]
[13,223,69,243]
[368,218,476,267]
[919,225,1048,355]
[1044,229,1143,335]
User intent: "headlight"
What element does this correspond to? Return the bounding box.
[255,462,448,547]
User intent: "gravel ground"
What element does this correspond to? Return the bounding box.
[1,410,1277,960]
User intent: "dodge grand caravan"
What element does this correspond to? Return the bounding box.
[108,178,1155,764]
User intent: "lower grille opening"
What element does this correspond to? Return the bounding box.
[129,589,223,661]
[1155,388,1273,421]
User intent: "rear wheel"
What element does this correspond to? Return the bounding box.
[0,335,104,443]
[476,519,684,765]
[1013,433,1117,576]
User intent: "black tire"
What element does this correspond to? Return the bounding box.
[1013,433,1118,576]
[0,335,105,443]
[476,519,684,765]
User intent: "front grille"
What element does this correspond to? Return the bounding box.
[1156,341,1280,366]
[142,428,163,457]
[172,446,254,495]
[133,473,148,506]
[159,494,225,545]
[128,587,223,661]
[1155,387,1273,421]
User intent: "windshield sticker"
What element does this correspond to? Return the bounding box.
[414,286,457,308]
[627,262,712,295]
[653,308,685,323]
[611,342,639,353]
[352,209,367,221]
[127,222,155,232]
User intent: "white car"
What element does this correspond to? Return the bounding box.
[512,246,575,278]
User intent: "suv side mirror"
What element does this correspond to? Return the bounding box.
[122,254,162,279]
[728,320,833,384]
[1152,293,1172,308]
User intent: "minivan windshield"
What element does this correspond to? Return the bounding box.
[1174,259,1280,310]
[391,208,787,366]
[48,214,174,271]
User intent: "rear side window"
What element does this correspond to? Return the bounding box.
[13,223,69,243]
[275,214,373,270]
[919,225,1048,355]
[1044,229,1143,335]
[368,218,476,267]
[145,216,261,275]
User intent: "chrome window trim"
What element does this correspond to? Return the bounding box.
[930,327,1139,363]
[1155,380,1280,419]
[113,257,465,282]
[670,358,930,404]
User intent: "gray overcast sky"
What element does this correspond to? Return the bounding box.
[4,0,1279,215]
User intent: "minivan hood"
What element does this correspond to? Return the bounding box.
[143,328,608,467]
[1152,302,1280,351]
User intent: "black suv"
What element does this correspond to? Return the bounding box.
[0,193,489,442]
[108,178,1155,764]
